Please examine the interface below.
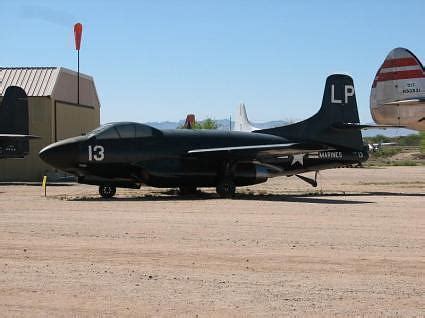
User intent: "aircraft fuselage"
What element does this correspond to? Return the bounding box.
[40,128,368,189]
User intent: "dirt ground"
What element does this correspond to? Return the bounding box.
[0,166,424,317]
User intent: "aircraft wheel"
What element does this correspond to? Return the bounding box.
[99,185,116,199]
[179,186,197,195]
[216,178,236,198]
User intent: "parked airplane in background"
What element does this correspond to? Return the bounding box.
[39,74,369,199]
[371,47,425,131]
[234,103,260,132]
[0,86,38,159]
[367,142,397,152]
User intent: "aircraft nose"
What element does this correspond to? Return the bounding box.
[39,140,79,169]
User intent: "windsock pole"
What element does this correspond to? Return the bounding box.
[77,49,80,104]
[74,23,83,105]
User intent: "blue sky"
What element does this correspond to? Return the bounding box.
[1,0,424,124]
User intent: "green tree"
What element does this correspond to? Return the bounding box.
[398,134,421,146]
[367,134,392,144]
[178,118,218,130]
[198,118,218,129]
[364,134,421,147]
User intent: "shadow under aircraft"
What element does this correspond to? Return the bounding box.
[40,74,369,198]
[0,86,38,159]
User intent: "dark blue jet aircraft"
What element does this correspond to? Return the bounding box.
[39,74,369,198]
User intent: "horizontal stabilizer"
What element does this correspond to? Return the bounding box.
[332,123,405,130]
[384,98,425,105]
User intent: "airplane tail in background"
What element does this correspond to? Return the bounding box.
[0,86,33,158]
[234,103,260,132]
[257,74,364,151]
[0,86,29,135]
[370,47,425,130]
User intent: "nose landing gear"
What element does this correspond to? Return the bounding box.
[99,185,116,199]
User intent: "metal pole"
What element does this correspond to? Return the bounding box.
[77,50,80,105]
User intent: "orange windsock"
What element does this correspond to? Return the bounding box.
[74,23,83,51]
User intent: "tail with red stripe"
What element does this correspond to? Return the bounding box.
[370,47,425,130]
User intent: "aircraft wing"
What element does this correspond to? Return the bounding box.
[187,143,330,159]
[0,134,39,139]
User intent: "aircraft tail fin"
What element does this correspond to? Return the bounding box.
[370,47,425,129]
[257,74,364,151]
[0,86,31,158]
[234,103,260,132]
[371,47,425,92]
[0,86,29,135]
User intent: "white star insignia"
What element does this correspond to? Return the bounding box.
[291,154,305,166]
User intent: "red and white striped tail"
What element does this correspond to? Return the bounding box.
[372,48,425,88]
[370,47,425,131]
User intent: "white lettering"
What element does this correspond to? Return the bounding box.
[344,85,354,103]
[331,85,342,104]
[319,151,343,159]
[88,145,105,161]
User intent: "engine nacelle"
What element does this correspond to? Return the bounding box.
[233,162,270,186]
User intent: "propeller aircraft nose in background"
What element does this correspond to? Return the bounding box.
[39,74,369,199]
[370,47,425,131]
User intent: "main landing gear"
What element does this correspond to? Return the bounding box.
[99,185,116,199]
[179,186,198,195]
[295,171,319,188]
[216,177,236,198]
[215,161,237,198]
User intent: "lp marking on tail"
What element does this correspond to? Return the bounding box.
[331,85,355,104]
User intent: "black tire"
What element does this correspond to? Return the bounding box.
[179,186,198,195]
[99,185,116,199]
[216,178,236,198]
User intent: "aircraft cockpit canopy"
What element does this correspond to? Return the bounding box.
[88,122,161,140]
